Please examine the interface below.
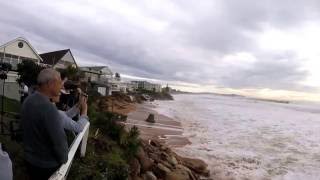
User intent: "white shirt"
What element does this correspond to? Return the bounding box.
[0,143,12,180]
[59,106,88,133]
[23,85,28,94]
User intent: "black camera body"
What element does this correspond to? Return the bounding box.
[56,80,87,111]
[56,81,80,111]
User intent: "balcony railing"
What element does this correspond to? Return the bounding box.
[49,122,90,180]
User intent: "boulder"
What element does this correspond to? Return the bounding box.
[130,158,141,176]
[149,139,162,147]
[149,153,161,163]
[180,157,210,177]
[136,147,154,172]
[142,171,157,180]
[160,160,173,170]
[166,169,190,180]
[176,165,198,180]
[131,175,143,180]
[167,156,178,166]
[153,163,171,178]
[160,152,170,161]
[146,114,155,123]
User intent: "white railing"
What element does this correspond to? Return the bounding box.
[49,122,90,180]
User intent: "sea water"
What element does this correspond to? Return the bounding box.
[153,94,320,180]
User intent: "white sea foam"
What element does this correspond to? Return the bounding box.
[152,94,320,180]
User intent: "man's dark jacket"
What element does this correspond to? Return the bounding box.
[21,91,68,168]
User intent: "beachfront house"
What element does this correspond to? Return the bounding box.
[108,78,129,94]
[80,66,113,96]
[0,37,43,100]
[40,49,78,69]
[131,81,162,92]
[80,66,113,82]
[125,82,135,92]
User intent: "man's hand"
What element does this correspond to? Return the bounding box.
[80,95,88,116]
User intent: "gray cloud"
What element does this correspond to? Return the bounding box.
[217,52,310,91]
[1,0,320,91]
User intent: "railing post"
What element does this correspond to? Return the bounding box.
[80,124,89,157]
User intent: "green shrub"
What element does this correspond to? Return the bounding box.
[122,126,140,160]
[16,60,44,86]
[104,150,129,180]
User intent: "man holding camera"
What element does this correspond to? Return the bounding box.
[51,88,89,133]
[21,69,68,179]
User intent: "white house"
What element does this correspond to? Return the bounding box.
[0,37,42,71]
[80,66,113,83]
[131,81,162,92]
[80,66,113,96]
[106,78,123,95]
[40,49,78,69]
[0,37,43,100]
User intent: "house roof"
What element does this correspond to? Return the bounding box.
[40,49,70,66]
[87,66,103,71]
[0,37,43,61]
[80,66,113,75]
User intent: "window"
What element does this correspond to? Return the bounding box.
[18,42,24,48]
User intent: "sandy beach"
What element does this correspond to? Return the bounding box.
[125,102,190,147]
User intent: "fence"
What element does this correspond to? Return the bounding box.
[49,122,90,180]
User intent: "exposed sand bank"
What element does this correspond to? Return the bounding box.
[125,103,191,147]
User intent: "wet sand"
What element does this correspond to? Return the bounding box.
[125,103,190,147]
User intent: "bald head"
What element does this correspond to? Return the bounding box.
[37,68,62,98]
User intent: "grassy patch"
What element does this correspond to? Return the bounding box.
[68,127,129,180]
[0,96,21,113]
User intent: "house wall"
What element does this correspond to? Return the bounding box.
[54,52,77,69]
[0,40,40,61]
[0,81,20,101]
[6,72,19,83]
[84,72,99,82]
[100,67,113,76]
[131,81,161,92]
[97,87,106,96]
[153,84,162,92]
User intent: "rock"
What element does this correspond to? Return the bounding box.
[166,169,191,180]
[180,157,210,177]
[130,158,141,176]
[160,160,173,170]
[153,163,171,178]
[136,147,154,172]
[167,156,178,166]
[142,171,157,180]
[146,114,155,123]
[136,147,145,159]
[131,175,143,180]
[141,157,154,172]
[160,145,170,152]
[149,139,162,147]
[160,152,169,161]
[149,153,161,163]
[176,165,198,180]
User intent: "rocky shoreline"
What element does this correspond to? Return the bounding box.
[97,94,212,179]
[126,103,212,180]
[129,138,211,180]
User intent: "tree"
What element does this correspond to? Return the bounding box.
[57,65,84,81]
[16,61,44,86]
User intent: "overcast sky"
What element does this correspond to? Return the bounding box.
[1,0,320,100]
